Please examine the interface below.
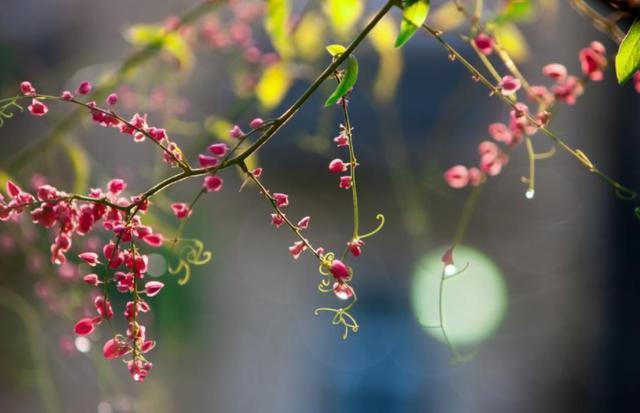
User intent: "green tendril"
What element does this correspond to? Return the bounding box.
[168,238,212,285]
[358,213,385,240]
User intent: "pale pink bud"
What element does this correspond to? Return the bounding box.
[78,252,100,266]
[171,202,191,219]
[542,63,568,81]
[333,282,354,300]
[143,233,164,247]
[328,159,348,173]
[498,75,521,95]
[297,216,310,229]
[229,124,244,139]
[444,165,469,189]
[61,91,73,100]
[480,153,503,176]
[488,123,513,145]
[107,178,127,195]
[334,134,349,147]
[145,281,164,297]
[468,167,484,186]
[106,93,119,106]
[271,213,285,228]
[273,193,289,207]
[83,273,100,286]
[199,154,219,168]
[288,241,307,259]
[249,117,264,128]
[478,141,499,157]
[20,81,36,96]
[203,175,224,192]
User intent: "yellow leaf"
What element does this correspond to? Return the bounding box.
[324,0,364,38]
[265,0,295,59]
[430,1,466,32]
[126,24,194,70]
[256,62,291,109]
[493,23,529,62]
[369,15,403,103]
[62,140,90,194]
[293,11,326,61]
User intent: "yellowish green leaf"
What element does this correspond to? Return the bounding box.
[325,55,359,106]
[265,0,294,59]
[326,44,347,56]
[616,18,640,84]
[62,140,89,194]
[256,62,292,109]
[430,1,466,32]
[395,0,430,48]
[369,15,403,102]
[324,0,364,38]
[493,23,529,62]
[293,11,326,61]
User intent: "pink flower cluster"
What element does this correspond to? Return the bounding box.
[329,124,353,189]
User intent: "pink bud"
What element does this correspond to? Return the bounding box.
[488,123,513,145]
[249,118,264,128]
[468,167,484,186]
[273,193,289,207]
[199,154,219,168]
[473,33,494,55]
[271,213,285,228]
[83,273,100,286]
[329,259,350,280]
[480,153,503,176]
[145,281,164,297]
[203,175,224,192]
[61,91,73,100]
[333,282,354,300]
[339,176,352,189]
[77,81,92,95]
[20,81,36,96]
[107,178,127,195]
[297,216,310,229]
[74,318,96,335]
[79,252,100,266]
[498,75,521,95]
[6,181,22,198]
[143,233,164,247]
[208,143,228,157]
[347,239,364,257]
[334,133,349,147]
[106,93,119,106]
[28,99,49,116]
[229,124,244,139]
[288,241,307,259]
[103,338,131,360]
[444,165,469,189]
[328,159,348,173]
[478,141,499,157]
[635,72,640,94]
[171,202,191,219]
[251,168,263,177]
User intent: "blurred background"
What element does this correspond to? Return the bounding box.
[0,0,639,412]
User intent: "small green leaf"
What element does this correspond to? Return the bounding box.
[326,44,347,56]
[615,18,640,85]
[265,0,295,59]
[395,0,430,48]
[325,55,359,106]
[493,0,535,25]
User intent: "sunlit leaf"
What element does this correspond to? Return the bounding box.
[493,23,529,62]
[324,0,364,38]
[265,0,294,59]
[62,140,89,194]
[326,44,347,56]
[256,62,292,109]
[293,11,326,61]
[493,0,536,25]
[395,0,430,48]
[430,1,466,32]
[369,15,403,102]
[615,18,640,84]
[126,24,193,70]
[324,55,359,107]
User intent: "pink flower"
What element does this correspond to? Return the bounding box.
[334,133,349,147]
[480,153,503,176]
[203,175,224,192]
[145,281,164,297]
[488,123,513,145]
[251,168,263,177]
[171,202,191,219]
[297,216,310,229]
[273,193,289,207]
[106,93,118,106]
[288,241,307,259]
[348,239,364,257]
[143,233,164,247]
[28,99,48,116]
[339,176,352,189]
[229,124,245,139]
[552,75,583,105]
[478,141,499,157]
[542,63,568,81]
[498,75,521,95]
[328,159,348,173]
[249,118,264,128]
[208,143,228,157]
[329,259,350,280]
[95,296,113,319]
[199,154,219,168]
[107,178,127,195]
[468,167,484,186]
[333,282,354,300]
[103,338,131,360]
[444,165,469,189]
[79,252,100,266]
[634,71,640,94]
[20,81,36,96]
[61,91,73,100]
[473,33,494,55]
[77,81,92,95]
[74,318,96,335]
[579,41,607,81]
[271,213,285,228]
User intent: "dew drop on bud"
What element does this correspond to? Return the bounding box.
[448,52,456,61]
[472,73,480,82]
[525,189,535,199]
[444,264,457,276]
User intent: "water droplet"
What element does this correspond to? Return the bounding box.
[525,189,535,199]
[444,264,457,276]
[448,52,456,61]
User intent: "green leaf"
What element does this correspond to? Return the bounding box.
[324,55,359,106]
[615,18,640,85]
[326,44,347,56]
[493,0,535,25]
[395,0,430,48]
[265,0,294,59]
